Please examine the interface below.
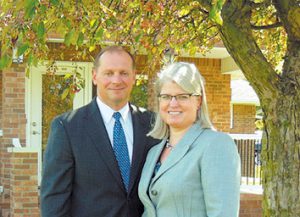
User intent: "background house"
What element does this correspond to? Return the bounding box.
[0,43,261,216]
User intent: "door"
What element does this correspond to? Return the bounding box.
[26,61,93,184]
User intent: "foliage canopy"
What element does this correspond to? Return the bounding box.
[1,1,300,216]
[0,0,287,70]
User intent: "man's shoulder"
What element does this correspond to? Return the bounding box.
[53,101,93,124]
[130,104,155,122]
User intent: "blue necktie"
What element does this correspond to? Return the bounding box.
[113,112,131,191]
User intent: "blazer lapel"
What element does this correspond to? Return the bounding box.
[84,99,125,191]
[152,123,205,183]
[128,105,149,193]
[140,139,166,192]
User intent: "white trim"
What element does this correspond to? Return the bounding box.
[231,102,259,105]
[26,61,93,185]
[240,184,263,195]
[0,129,3,137]
[7,146,39,153]
[230,103,234,129]
[229,133,262,141]
[25,74,31,147]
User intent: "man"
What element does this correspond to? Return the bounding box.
[40,46,156,217]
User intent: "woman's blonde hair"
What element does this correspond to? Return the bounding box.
[148,62,213,139]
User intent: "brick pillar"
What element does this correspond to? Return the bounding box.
[8,150,40,217]
[239,193,263,217]
[0,65,27,216]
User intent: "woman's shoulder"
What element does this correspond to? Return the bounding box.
[202,128,231,138]
[199,128,235,146]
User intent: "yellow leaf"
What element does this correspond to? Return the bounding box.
[89,45,96,52]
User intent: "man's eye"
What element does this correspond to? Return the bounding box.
[120,71,129,76]
[104,72,113,76]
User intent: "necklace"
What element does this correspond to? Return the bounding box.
[165,140,174,149]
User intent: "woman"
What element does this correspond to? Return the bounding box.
[138,62,240,217]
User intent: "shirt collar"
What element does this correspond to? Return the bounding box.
[96,97,130,124]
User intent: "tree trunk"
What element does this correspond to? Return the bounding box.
[262,92,300,217]
[218,1,300,216]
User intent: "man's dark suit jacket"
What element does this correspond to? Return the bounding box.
[40,98,157,217]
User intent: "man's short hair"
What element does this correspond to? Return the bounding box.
[93,46,136,69]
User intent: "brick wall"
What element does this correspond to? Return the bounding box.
[135,55,159,110]
[178,57,231,132]
[231,104,256,134]
[240,193,262,217]
[9,151,40,217]
[132,56,231,132]
[0,70,3,214]
[0,64,27,216]
[0,70,2,129]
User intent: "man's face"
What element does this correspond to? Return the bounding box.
[92,51,136,111]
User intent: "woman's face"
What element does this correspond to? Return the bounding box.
[159,81,201,132]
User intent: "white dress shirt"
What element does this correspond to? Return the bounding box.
[96,97,134,163]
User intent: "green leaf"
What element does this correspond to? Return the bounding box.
[61,88,69,100]
[37,22,45,40]
[90,19,98,28]
[77,32,84,46]
[17,44,30,56]
[50,0,60,6]
[0,54,11,70]
[24,0,36,19]
[25,67,30,78]
[209,6,223,25]
[105,19,113,27]
[27,52,34,65]
[64,29,75,47]
[40,5,47,14]
[135,33,143,42]
[209,0,225,25]
[95,28,104,39]
[27,52,38,66]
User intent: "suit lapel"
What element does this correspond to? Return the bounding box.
[128,105,148,193]
[84,99,125,191]
[151,123,205,183]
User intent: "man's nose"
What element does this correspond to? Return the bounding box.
[111,74,122,83]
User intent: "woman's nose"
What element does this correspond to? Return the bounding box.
[169,97,179,106]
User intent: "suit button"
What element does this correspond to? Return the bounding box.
[151,190,158,196]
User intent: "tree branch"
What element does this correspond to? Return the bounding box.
[251,22,282,30]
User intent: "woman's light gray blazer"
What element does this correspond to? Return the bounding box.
[138,123,241,217]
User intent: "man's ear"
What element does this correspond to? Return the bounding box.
[133,70,137,81]
[92,68,97,85]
